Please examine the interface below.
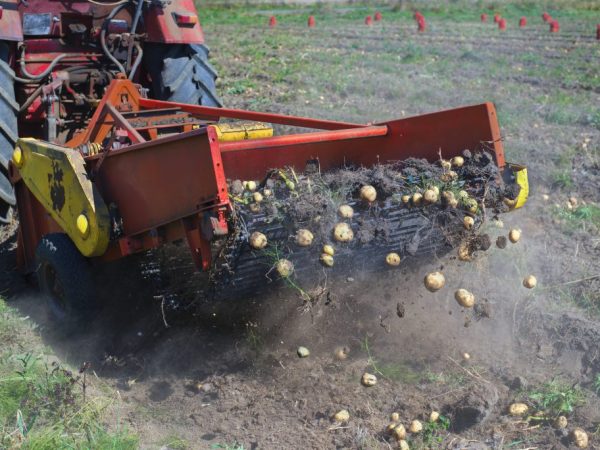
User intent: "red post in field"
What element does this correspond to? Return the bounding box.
[542,12,551,22]
[374,11,383,21]
[597,24,600,40]
[365,15,373,26]
[268,16,277,28]
[414,11,423,21]
[494,14,500,23]
[417,17,426,32]
[550,20,560,33]
[481,13,488,22]
[498,18,506,30]
[308,15,315,28]
[519,17,527,27]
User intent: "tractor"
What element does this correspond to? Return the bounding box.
[0,1,528,330]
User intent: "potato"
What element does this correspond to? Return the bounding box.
[542,193,549,201]
[503,197,517,207]
[458,190,469,200]
[334,346,349,360]
[462,352,471,361]
[440,170,458,182]
[423,189,438,204]
[296,229,314,247]
[333,409,350,423]
[554,416,568,429]
[297,346,310,358]
[523,275,537,289]
[244,180,257,191]
[448,197,459,209]
[412,192,423,206]
[508,402,528,416]
[457,244,472,262]
[360,185,377,202]
[263,188,273,198]
[248,203,261,213]
[249,231,268,249]
[323,245,335,256]
[409,420,423,433]
[320,253,334,267]
[440,159,452,170]
[454,289,475,308]
[252,192,264,203]
[392,424,406,440]
[569,197,579,207]
[401,194,411,204]
[361,373,377,387]
[424,271,445,292]
[442,191,454,203]
[493,219,504,228]
[276,259,294,278]
[463,216,475,230]
[390,412,400,422]
[333,223,354,243]
[464,198,478,214]
[430,411,440,422]
[398,440,410,450]
[431,186,440,196]
[508,229,521,243]
[451,156,465,167]
[386,252,401,267]
[338,204,354,219]
[571,428,588,448]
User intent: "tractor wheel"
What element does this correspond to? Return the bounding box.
[35,234,99,331]
[0,41,18,223]
[143,43,222,108]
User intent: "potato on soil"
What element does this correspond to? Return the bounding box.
[263,188,273,198]
[508,403,528,416]
[509,229,521,243]
[458,190,469,200]
[334,346,349,360]
[401,194,411,204]
[360,185,377,202]
[398,440,409,450]
[463,216,475,230]
[275,259,294,278]
[412,192,423,206]
[252,192,263,203]
[504,197,517,208]
[571,428,588,448]
[455,289,475,308]
[409,420,423,433]
[442,191,455,204]
[361,373,377,387]
[320,253,334,267]
[440,159,452,170]
[333,409,350,423]
[244,180,257,191]
[296,229,314,247]
[338,204,354,219]
[440,170,458,182]
[390,412,400,422]
[569,196,578,208]
[297,346,310,358]
[554,416,568,429]
[333,223,354,243]
[424,271,445,292]
[452,156,465,167]
[464,198,478,214]
[430,411,440,422]
[392,424,406,440]
[523,275,537,289]
[322,245,335,256]
[423,189,438,204]
[458,244,472,261]
[249,232,268,249]
[386,252,401,267]
[448,197,459,208]
[462,352,471,361]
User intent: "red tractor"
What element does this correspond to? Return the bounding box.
[0,0,221,223]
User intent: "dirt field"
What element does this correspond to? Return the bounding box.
[1,2,599,449]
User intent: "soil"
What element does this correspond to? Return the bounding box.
[1,7,600,450]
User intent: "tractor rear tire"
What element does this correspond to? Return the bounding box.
[0,41,18,224]
[143,43,222,108]
[35,234,99,332]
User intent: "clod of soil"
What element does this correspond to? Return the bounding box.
[409,419,423,433]
[333,410,350,423]
[333,223,354,243]
[392,424,406,440]
[523,275,537,289]
[430,411,440,422]
[509,228,522,243]
[386,252,401,266]
[360,185,377,202]
[496,236,507,249]
[297,346,310,358]
[320,253,334,267]
[455,289,475,308]
[361,373,377,387]
[463,216,475,230]
[296,229,314,247]
[554,416,568,429]
[508,403,528,416]
[424,271,445,292]
[276,259,294,278]
[571,428,589,448]
[249,231,268,249]
[338,204,354,219]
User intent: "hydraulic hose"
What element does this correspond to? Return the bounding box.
[128,43,143,80]
[19,50,69,80]
[100,2,129,74]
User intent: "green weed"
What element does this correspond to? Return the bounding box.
[361,336,420,384]
[527,379,585,416]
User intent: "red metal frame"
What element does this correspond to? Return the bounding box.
[12,79,506,274]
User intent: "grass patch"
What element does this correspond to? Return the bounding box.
[0,299,137,449]
[408,414,450,449]
[361,336,421,384]
[525,379,585,417]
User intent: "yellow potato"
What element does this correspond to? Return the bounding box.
[249,232,268,250]
[338,204,354,219]
[509,228,521,243]
[322,245,335,256]
[424,271,445,292]
[333,223,354,243]
[398,440,410,450]
[412,192,423,206]
[454,289,475,308]
[401,194,411,204]
[440,159,452,170]
[409,420,423,433]
[252,192,263,203]
[296,229,314,247]
[320,253,334,267]
[361,373,377,387]
[243,180,257,191]
[504,197,517,207]
[508,403,528,416]
[275,259,294,278]
[457,244,472,262]
[440,170,458,182]
[464,198,478,214]
[263,188,273,198]
[423,189,439,204]
[360,185,377,202]
[523,275,537,289]
[390,412,400,422]
[462,352,471,361]
[386,252,401,267]
[463,216,475,230]
[334,346,349,360]
[451,156,465,167]
[392,424,406,440]
[554,416,568,429]
[333,409,350,423]
[429,411,440,422]
[571,428,588,448]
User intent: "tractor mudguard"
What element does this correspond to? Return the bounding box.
[12,138,111,257]
[0,0,23,41]
[143,0,205,45]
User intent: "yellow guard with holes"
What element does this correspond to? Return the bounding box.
[13,138,111,257]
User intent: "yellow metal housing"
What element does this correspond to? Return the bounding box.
[512,165,529,209]
[214,122,273,142]
[14,138,111,257]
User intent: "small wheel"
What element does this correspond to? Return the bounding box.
[35,233,99,330]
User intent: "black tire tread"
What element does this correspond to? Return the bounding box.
[0,41,17,223]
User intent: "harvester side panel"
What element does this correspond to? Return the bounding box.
[0,1,23,41]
